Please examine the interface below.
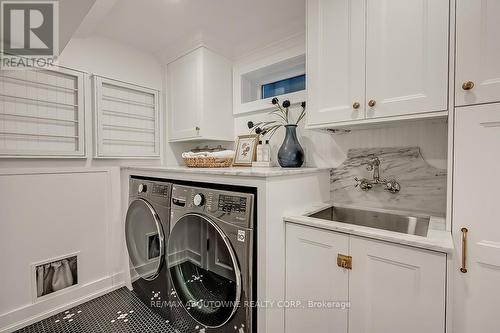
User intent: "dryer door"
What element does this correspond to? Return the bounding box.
[125,198,164,281]
[167,213,241,328]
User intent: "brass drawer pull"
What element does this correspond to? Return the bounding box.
[368,100,376,107]
[353,102,361,110]
[460,227,468,273]
[337,254,352,270]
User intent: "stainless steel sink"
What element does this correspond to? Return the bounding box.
[308,206,430,237]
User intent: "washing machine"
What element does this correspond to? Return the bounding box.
[125,177,172,319]
[168,184,255,333]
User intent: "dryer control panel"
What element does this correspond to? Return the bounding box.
[217,194,247,214]
[171,185,254,229]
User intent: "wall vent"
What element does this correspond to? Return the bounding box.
[32,253,79,301]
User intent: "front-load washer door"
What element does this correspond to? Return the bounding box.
[125,198,164,281]
[167,213,241,328]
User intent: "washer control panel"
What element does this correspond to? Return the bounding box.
[151,184,170,197]
[129,178,172,208]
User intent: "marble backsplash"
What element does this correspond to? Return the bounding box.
[330,147,447,216]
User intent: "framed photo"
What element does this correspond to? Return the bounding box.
[233,134,259,166]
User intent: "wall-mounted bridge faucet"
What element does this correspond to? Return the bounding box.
[354,156,401,193]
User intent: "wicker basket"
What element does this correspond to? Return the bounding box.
[183,156,233,168]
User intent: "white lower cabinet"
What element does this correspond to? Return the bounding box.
[285,223,446,333]
[349,236,446,333]
[285,224,349,333]
[452,103,500,333]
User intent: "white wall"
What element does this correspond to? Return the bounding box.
[60,36,163,89]
[0,36,164,332]
[235,111,448,169]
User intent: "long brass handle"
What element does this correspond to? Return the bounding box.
[462,81,475,91]
[460,227,468,273]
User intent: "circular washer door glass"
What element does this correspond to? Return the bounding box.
[167,214,241,328]
[125,199,164,281]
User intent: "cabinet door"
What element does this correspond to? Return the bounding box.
[349,236,446,333]
[456,0,500,106]
[306,0,365,125]
[453,103,500,333]
[168,49,202,141]
[285,223,349,333]
[365,0,448,118]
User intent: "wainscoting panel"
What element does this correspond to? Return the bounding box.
[0,168,123,332]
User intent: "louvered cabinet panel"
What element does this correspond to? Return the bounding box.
[0,67,85,157]
[93,76,160,158]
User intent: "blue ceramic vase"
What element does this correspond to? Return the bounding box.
[278,125,304,168]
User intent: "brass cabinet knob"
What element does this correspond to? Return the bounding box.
[352,102,361,109]
[368,100,376,107]
[195,126,200,131]
[462,81,475,91]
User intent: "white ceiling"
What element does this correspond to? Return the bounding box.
[75,0,306,62]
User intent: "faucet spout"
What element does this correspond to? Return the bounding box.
[366,157,381,182]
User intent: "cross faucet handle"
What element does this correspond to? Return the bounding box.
[354,177,373,190]
[354,177,361,187]
[385,180,401,193]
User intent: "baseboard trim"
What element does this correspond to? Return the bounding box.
[0,275,124,333]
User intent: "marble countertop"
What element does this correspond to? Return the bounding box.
[284,202,454,253]
[122,165,330,177]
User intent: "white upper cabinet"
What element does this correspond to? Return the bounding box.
[306,0,365,125]
[456,0,500,107]
[306,0,449,128]
[365,0,449,118]
[168,46,234,142]
[168,49,202,141]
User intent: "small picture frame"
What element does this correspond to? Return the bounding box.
[233,134,259,166]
